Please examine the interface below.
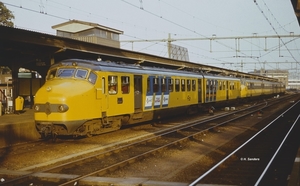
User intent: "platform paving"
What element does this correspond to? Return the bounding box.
[0,108,40,148]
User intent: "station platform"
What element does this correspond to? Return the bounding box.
[0,108,40,148]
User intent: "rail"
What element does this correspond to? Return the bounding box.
[0,95,296,185]
[189,99,300,186]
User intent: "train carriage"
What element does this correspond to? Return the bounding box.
[34,59,285,138]
[241,78,264,97]
[34,59,202,138]
[202,74,241,103]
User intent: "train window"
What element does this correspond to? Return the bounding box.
[161,78,166,92]
[75,69,88,79]
[88,72,97,84]
[100,30,107,38]
[153,78,159,93]
[47,69,57,80]
[212,80,216,90]
[206,80,210,90]
[108,76,118,94]
[175,79,180,92]
[229,82,234,90]
[181,79,186,91]
[192,80,196,91]
[121,76,130,94]
[57,68,75,77]
[168,79,174,92]
[198,79,202,91]
[187,79,191,91]
[219,81,222,90]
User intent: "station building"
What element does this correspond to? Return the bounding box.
[287,79,300,90]
[52,20,124,48]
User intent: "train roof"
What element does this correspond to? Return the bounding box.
[53,59,279,82]
[56,59,242,80]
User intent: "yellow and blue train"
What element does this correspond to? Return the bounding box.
[34,59,285,138]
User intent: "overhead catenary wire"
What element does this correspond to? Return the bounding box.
[2,0,299,74]
[254,0,299,64]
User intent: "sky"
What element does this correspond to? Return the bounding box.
[2,0,300,78]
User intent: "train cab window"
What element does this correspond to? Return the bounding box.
[175,79,180,92]
[47,69,57,80]
[153,78,159,92]
[168,79,174,92]
[121,76,130,94]
[181,79,186,91]
[161,78,166,92]
[187,79,191,91]
[75,69,88,79]
[88,72,97,84]
[108,76,118,94]
[57,68,75,78]
[192,80,196,91]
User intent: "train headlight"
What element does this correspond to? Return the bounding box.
[58,104,69,112]
[34,105,40,111]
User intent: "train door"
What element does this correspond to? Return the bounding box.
[198,79,202,103]
[96,76,108,117]
[205,79,209,102]
[145,76,154,110]
[226,81,229,100]
[206,79,217,102]
[162,77,170,107]
[212,80,217,101]
[153,76,162,108]
[145,76,167,110]
[134,75,142,111]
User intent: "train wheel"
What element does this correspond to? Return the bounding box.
[186,106,197,115]
[52,133,57,142]
[41,132,51,141]
[86,132,92,138]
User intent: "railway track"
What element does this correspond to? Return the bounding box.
[0,94,299,185]
[190,99,300,186]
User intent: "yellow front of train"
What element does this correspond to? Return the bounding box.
[34,61,100,138]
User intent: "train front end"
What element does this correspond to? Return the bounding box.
[34,60,99,138]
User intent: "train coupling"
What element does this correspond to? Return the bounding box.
[37,122,56,139]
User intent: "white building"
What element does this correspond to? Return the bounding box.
[52,20,124,48]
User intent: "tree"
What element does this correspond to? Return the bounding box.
[0,2,14,27]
